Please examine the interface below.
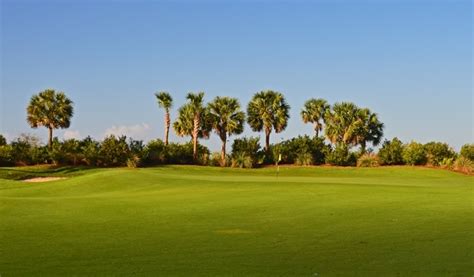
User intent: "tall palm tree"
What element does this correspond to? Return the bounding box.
[247,90,290,151]
[187,92,206,160]
[173,92,208,161]
[154,92,173,145]
[324,102,384,152]
[208,96,245,166]
[26,89,74,149]
[354,108,384,153]
[301,98,330,137]
[173,103,211,140]
[324,102,360,147]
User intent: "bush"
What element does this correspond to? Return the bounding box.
[378,138,404,165]
[99,135,130,167]
[142,139,167,165]
[424,142,456,166]
[0,134,6,146]
[402,141,427,166]
[357,153,380,167]
[10,134,45,165]
[165,142,210,165]
[325,144,357,166]
[80,136,100,166]
[129,139,145,157]
[274,136,329,166]
[231,137,262,168]
[0,145,13,166]
[453,156,473,174]
[49,138,83,165]
[460,144,474,161]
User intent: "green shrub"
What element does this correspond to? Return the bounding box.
[453,156,473,174]
[231,137,262,168]
[99,135,130,167]
[378,138,404,165]
[460,144,474,161]
[10,134,45,165]
[0,145,13,166]
[165,142,209,165]
[0,134,6,146]
[424,142,456,166]
[403,141,427,166]
[325,144,357,166]
[142,139,167,165]
[80,136,100,166]
[129,139,145,157]
[357,153,380,167]
[274,136,329,165]
[49,138,83,165]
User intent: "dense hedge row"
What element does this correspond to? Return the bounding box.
[0,133,472,173]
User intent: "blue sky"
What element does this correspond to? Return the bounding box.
[1,0,472,151]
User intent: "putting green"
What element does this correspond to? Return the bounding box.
[0,166,472,276]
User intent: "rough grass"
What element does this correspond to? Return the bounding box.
[0,166,472,276]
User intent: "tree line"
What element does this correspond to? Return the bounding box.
[0,89,472,173]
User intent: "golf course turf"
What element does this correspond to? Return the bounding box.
[1,166,472,276]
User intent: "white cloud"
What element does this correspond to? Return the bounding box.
[63,130,82,140]
[103,123,151,140]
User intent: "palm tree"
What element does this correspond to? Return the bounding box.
[173,103,211,139]
[187,92,206,160]
[324,102,360,147]
[26,89,74,149]
[301,98,330,137]
[208,97,245,166]
[324,102,384,152]
[173,92,209,161]
[154,91,173,145]
[247,90,290,151]
[354,108,384,153]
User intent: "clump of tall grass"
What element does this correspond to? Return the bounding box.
[453,157,473,174]
[295,152,313,166]
[231,152,254,169]
[357,153,380,167]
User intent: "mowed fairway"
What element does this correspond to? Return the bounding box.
[0,166,472,276]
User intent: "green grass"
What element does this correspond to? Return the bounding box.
[0,166,472,276]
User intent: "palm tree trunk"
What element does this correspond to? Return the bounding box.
[315,124,319,137]
[265,127,271,151]
[48,127,53,149]
[360,142,367,155]
[193,114,200,161]
[164,111,170,145]
[221,136,227,167]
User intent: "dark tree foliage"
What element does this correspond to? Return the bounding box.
[424,142,456,166]
[325,144,357,166]
[270,136,330,165]
[0,134,7,146]
[403,142,427,166]
[378,138,405,165]
[231,137,263,168]
[99,135,130,167]
[460,144,474,161]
